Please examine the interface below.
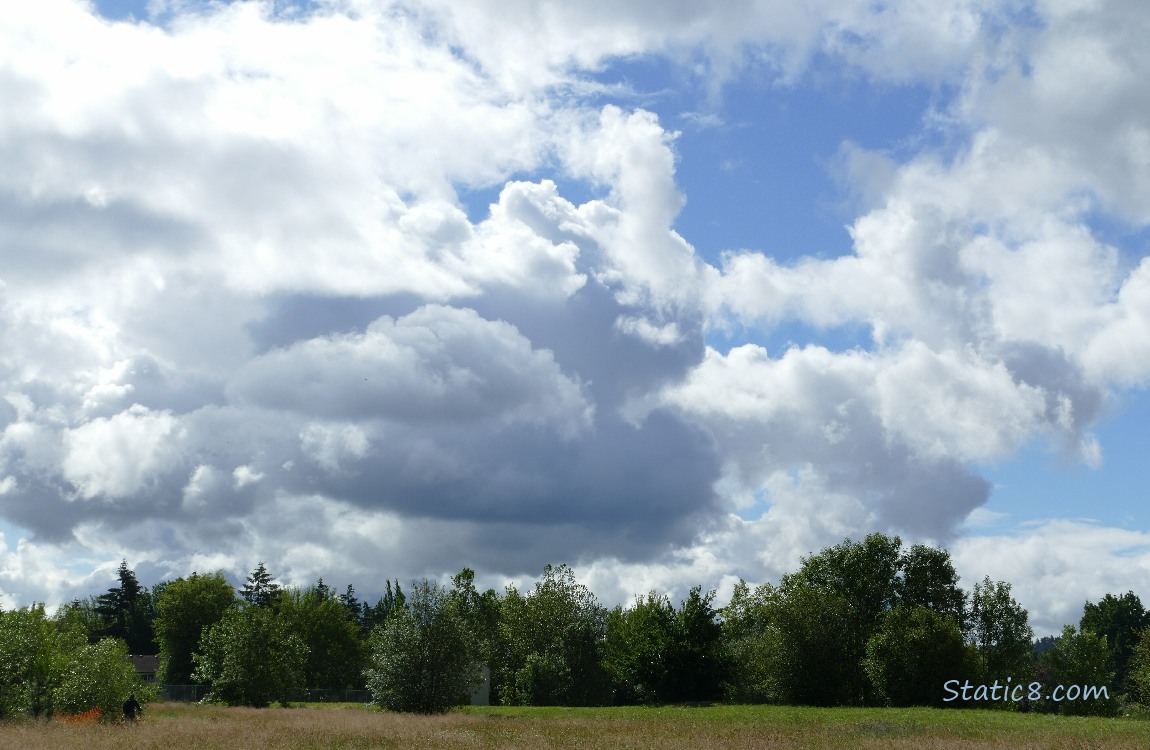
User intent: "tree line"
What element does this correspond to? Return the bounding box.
[4,533,1150,719]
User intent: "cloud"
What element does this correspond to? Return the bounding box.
[0,0,1147,643]
[229,304,594,436]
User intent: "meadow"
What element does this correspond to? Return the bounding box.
[2,702,1148,749]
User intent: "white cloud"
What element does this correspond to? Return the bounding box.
[0,0,1147,641]
[62,404,185,499]
[229,304,593,437]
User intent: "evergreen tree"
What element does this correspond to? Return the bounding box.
[94,561,156,654]
[339,584,362,626]
[240,563,281,608]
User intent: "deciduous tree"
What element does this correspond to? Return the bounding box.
[192,605,307,707]
[365,579,480,713]
[154,571,238,685]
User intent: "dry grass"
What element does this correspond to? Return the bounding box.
[0,702,1146,749]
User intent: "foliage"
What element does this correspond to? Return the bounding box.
[863,606,969,707]
[605,592,675,704]
[1128,627,1150,705]
[364,579,480,713]
[240,563,282,608]
[362,579,406,634]
[278,583,367,691]
[447,569,502,701]
[0,604,84,718]
[192,605,308,707]
[665,586,728,702]
[1080,591,1150,695]
[54,637,153,723]
[896,545,967,629]
[52,597,105,645]
[969,576,1033,682]
[498,564,611,706]
[93,561,156,655]
[154,571,239,685]
[765,580,854,706]
[719,580,778,704]
[1036,624,1118,716]
[780,533,903,704]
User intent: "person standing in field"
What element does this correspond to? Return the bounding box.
[122,693,142,723]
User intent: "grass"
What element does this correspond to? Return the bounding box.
[0,701,1147,749]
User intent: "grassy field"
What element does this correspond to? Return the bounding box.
[1,701,1147,749]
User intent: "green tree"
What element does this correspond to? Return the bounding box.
[499,564,611,706]
[362,580,405,634]
[781,533,903,704]
[192,606,307,707]
[766,580,853,706]
[604,592,675,704]
[1080,591,1149,695]
[54,637,152,723]
[863,606,969,707]
[94,561,156,654]
[153,571,238,685]
[278,583,367,691]
[666,586,728,702]
[1127,626,1150,705]
[365,579,480,713]
[896,545,967,628]
[52,597,104,645]
[0,604,84,718]
[239,563,281,608]
[969,576,1033,682]
[447,569,502,701]
[1037,624,1117,716]
[719,580,776,703]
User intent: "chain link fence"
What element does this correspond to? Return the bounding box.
[158,685,372,703]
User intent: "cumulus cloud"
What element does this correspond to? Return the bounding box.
[0,0,1146,639]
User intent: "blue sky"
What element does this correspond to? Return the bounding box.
[3,0,1150,635]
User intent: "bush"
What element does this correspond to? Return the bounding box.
[365,580,480,713]
[54,638,153,723]
[192,606,307,707]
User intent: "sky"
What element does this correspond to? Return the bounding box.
[1,0,1149,636]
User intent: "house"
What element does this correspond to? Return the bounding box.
[129,654,161,683]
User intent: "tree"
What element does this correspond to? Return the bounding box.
[153,571,238,685]
[192,605,307,707]
[278,584,367,691]
[52,597,104,645]
[781,533,902,704]
[498,564,611,706]
[362,580,405,634]
[0,604,84,718]
[339,584,362,627]
[765,580,853,706]
[604,592,675,704]
[719,580,776,703]
[447,569,502,701]
[1080,591,1150,695]
[863,606,969,707]
[896,545,967,628]
[665,586,728,702]
[1127,626,1150,705]
[365,579,481,713]
[54,637,152,723]
[94,561,156,654]
[969,577,1033,681]
[1037,625,1117,716]
[240,563,281,608]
